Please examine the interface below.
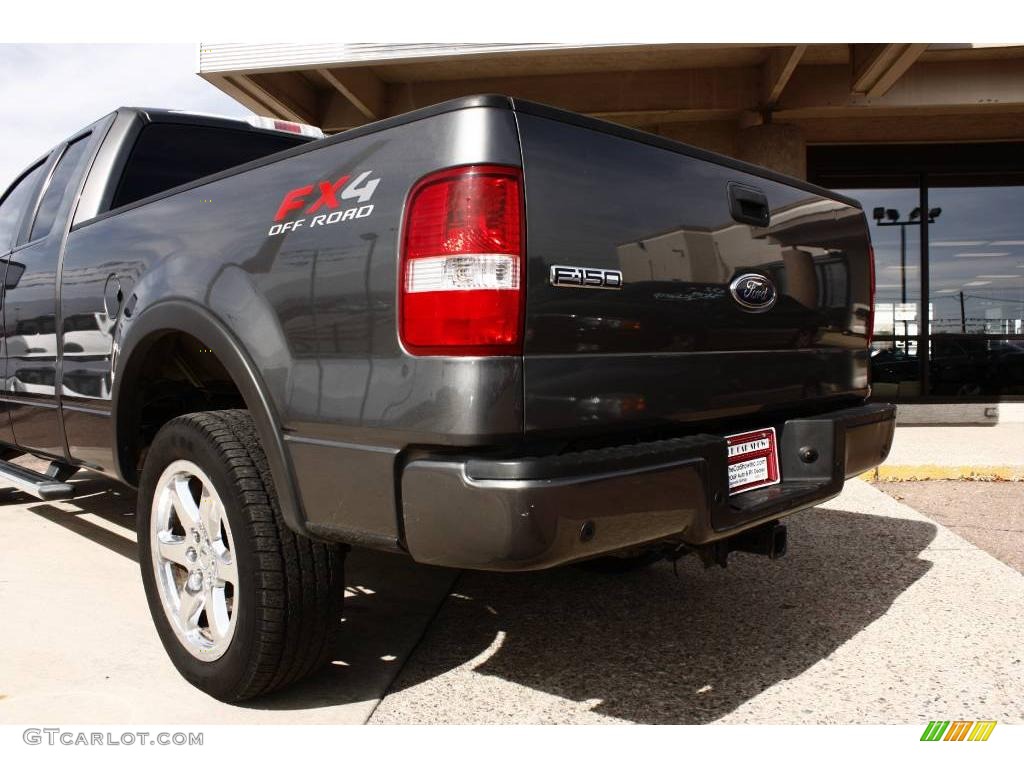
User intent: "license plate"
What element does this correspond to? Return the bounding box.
[726,427,781,496]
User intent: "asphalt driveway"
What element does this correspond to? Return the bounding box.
[1,467,1021,725]
[878,480,1024,573]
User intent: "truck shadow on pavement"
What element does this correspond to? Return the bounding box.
[13,472,461,714]
[20,477,139,561]
[375,507,938,724]
[11,473,937,722]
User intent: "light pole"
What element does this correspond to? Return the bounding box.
[872,205,942,347]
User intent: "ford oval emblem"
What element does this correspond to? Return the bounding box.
[729,273,777,312]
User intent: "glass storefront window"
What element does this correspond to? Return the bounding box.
[845,189,922,338]
[812,143,1024,402]
[870,338,921,400]
[840,188,923,395]
[927,185,1024,336]
[928,335,1024,397]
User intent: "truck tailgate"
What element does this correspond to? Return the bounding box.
[516,108,872,435]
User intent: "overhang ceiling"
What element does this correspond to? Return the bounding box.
[198,43,1024,144]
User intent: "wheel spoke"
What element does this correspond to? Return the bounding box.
[217,554,238,588]
[157,535,190,568]
[199,492,223,539]
[171,477,201,527]
[206,586,231,642]
[177,586,205,629]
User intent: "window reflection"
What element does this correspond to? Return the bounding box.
[928,186,1024,336]
[822,142,1024,402]
[870,338,921,400]
[843,188,922,338]
[842,188,923,395]
[929,336,1024,397]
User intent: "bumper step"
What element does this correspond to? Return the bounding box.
[0,459,77,500]
[401,403,896,571]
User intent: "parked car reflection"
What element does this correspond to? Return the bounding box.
[871,336,1024,397]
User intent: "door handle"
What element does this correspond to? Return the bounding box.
[728,182,771,227]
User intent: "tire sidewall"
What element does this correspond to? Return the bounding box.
[137,417,262,700]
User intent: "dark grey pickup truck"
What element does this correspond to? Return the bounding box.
[0,95,894,701]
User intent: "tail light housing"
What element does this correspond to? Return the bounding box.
[866,243,876,347]
[399,165,524,355]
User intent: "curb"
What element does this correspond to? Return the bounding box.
[860,465,1024,482]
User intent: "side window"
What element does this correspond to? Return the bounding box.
[0,160,48,253]
[29,134,92,243]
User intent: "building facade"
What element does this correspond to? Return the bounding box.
[199,43,1024,423]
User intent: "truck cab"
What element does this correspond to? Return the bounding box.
[0,109,312,458]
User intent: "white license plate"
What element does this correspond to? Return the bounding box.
[726,427,781,496]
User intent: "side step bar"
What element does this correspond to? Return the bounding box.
[0,459,77,500]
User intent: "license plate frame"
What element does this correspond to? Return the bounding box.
[725,427,781,496]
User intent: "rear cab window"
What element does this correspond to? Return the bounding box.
[108,122,307,211]
[0,160,49,252]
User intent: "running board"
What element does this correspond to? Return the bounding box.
[0,459,76,500]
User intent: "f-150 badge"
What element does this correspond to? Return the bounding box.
[549,265,623,290]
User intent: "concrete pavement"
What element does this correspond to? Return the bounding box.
[370,480,1024,724]
[0,471,457,724]
[1,468,1021,725]
[869,423,1024,480]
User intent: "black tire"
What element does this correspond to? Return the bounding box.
[575,551,664,574]
[137,409,346,702]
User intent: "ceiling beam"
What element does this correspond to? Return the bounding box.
[777,59,1024,119]
[798,112,1024,144]
[850,43,928,98]
[386,66,760,121]
[245,71,320,124]
[223,74,305,122]
[321,91,383,132]
[200,73,272,116]
[591,108,749,128]
[762,45,807,108]
[318,67,385,121]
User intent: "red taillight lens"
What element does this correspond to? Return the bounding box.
[867,243,876,347]
[400,165,524,355]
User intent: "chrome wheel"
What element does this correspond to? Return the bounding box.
[150,460,238,661]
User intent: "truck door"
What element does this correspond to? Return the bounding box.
[0,156,54,450]
[2,132,94,459]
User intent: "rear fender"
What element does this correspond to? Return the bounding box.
[112,299,308,537]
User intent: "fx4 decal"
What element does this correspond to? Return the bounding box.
[268,171,381,236]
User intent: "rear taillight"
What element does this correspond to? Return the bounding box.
[867,244,876,347]
[399,165,524,355]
